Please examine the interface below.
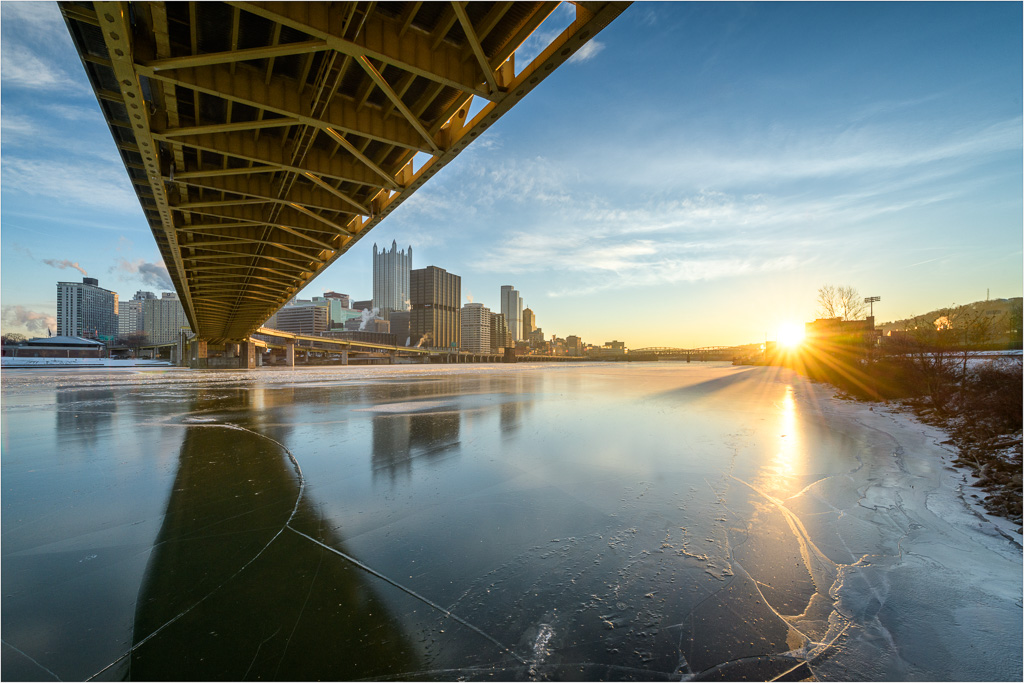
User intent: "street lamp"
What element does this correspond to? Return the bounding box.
[864,296,880,317]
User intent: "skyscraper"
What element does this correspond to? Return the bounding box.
[372,241,412,319]
[56,277,119,340]
[490,313,511,353]
[460,303,491,353]
[500,285,523,341]
[411,266,460,349]
[522,307,536,336]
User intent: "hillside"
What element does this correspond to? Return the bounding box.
[878,296,1022,339]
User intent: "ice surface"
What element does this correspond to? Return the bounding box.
[1,363,1020,680]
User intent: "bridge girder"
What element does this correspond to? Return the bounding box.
[61,1,630,343]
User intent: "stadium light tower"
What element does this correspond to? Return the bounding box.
[865,296,881,317]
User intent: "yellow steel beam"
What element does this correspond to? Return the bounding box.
[153,129,389,188]
[140,39,329,71]
[139,62,434,152]
[357,56,440,154]
[230,2,494,100]
[182,249,315,272]
[184,235,326,262]
[173,166,278,180]
[288,202,353,235]
[156,118,300,138]
[451,2,499,95]
[175,204,352,237]
[324,127,399,190]
[302,172,371,216]
[171,173,362,216]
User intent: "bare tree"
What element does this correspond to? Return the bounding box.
[116,331,149,358]
[1,333,27,345]
[817,284,868,320]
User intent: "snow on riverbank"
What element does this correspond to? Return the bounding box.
[811,394,1021,681]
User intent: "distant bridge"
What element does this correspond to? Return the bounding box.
[61,1,630,367]
[629,347,737,361]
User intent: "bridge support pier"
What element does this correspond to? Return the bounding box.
[285,342,295,368]
[176,333,187,367]
[190,340,208,369]
[242,341,256,370]
[341,349,348,365]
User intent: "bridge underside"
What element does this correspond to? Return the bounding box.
[61,1,628,344]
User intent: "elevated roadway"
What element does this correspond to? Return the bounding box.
[61,1,629,366]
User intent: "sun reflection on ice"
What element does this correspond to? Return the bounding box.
[756,385,803,497]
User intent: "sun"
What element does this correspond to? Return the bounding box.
[777,322,805,348]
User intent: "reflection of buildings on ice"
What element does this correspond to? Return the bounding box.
[372,411,462,483]
[56,387,116,448]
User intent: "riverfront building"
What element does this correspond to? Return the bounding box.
[490,313,511,353]
[273,304,329,336]
[500,285,523,341]
[373,241,412,319]
[388,311,411,346]
[522,307,536,336]
[411,266,460,349]
[143,293,191,345]
[117,290,157,337]
[56,277,119,341]
[460,303,492,354]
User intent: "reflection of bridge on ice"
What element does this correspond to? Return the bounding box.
[628,347,736,362]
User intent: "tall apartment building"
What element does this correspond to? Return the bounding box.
[460,303,492,353]
[490,313,511,353]
[410,266,460,349]
[522,307,536,336]
[500,285,523,341]
[143,292,191,345]
[56,277,119,341]
[117,290,157,337]
[372,241,412,319]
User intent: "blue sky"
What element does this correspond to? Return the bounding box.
[2,2,1021,347]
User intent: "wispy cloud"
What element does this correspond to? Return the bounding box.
[1,305,56,336]
[628,117,1023,190]
[0,42,81,90]
[0,158,140,213]
[569,40,604,63]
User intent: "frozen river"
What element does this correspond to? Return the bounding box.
[1,363,1020,681]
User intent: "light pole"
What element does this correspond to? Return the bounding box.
[864,296,880,317]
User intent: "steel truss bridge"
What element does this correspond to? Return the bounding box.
[61,1,628,366]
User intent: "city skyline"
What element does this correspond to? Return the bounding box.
[2,3,1021,347]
